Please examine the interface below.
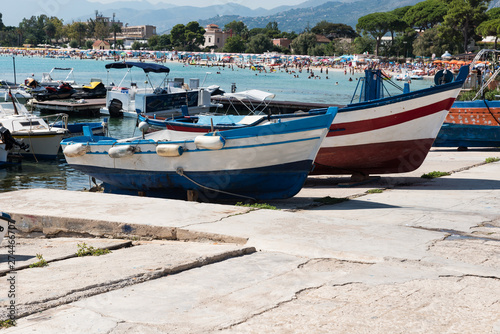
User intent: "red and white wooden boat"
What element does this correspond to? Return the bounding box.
[139,66,469,178]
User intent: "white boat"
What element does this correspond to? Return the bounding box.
[40,67,80,88]
[0,101,68,159]
[0,80,33,103]
[61,107,337,201]
[99,62,223,118]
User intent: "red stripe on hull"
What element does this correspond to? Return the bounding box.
[312,138,435,175]
[166,124,209,132]
[329,98,455,137]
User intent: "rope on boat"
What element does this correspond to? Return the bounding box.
[175,167,256,202]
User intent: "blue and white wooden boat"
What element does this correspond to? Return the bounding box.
[61,107,337,201]
[51,118,108,138]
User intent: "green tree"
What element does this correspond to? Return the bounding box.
[476,18,500,49]
[352,36,375,54]
[245,33,273,54]
[413,27,452,57]
[184,21,205,51]
[439,0,490,53]
[19,15,50,45]
[170,24,186,48]
[311,21,357,38]
[110,23,122,49]
[403,0,448,31]
[356,12,394,56]
[223,35,246,53]
[67,21,87,47]
[265,21,280,38]
[223,20,248,39]
[290,32,317,55]
[0,13,4,30]
[94,21,109,41]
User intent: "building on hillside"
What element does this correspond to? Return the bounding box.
[203,24,230,49]
[105,25,157,49]
[273,38,292,50]
[94,11,123,28]
[121,25,157,40]
[92,40,110,50]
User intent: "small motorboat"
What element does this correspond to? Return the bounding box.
[0,100,68,159]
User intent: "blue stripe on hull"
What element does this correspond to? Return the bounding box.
[434,123,500,147]
[71,160,313,200]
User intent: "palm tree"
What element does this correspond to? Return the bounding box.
[110,23,122,49]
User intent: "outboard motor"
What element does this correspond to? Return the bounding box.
[0,126,29,151]
[108,98,124,118]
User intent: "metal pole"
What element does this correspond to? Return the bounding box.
[12,56,16,85]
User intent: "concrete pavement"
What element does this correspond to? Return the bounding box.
[0,148,499,333]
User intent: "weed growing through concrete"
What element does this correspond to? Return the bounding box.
[29,254,48,268]
[366,189,384,194]
[0,319,16,328]
[421,171,451,179]
[235,202,278,210]
[485,157,500,163]
[76,243,111,257]
[313,196,349,204]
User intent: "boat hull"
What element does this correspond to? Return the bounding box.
[73,160,313,201]
[434,123,500,148]
[446,100,500,126]
[62,109,336,200]
[432,100,500,148]
[13,132,66,159]
[312,81,463,175]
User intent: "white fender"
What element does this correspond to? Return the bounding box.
[156,144,183,157]
[108,145,138,158]
[194,135,225,150]
[63,143,90,157]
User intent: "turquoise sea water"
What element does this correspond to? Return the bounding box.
[0,55,434,193]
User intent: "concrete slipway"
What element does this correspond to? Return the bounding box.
[0,148,499,333]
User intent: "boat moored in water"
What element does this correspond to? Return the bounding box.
[0,101,68,159]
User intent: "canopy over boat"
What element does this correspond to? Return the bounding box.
[223,89,275,101]
[105,62,170,73]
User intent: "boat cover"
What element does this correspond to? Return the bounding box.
[105,62,170,73]
[223,89,275,101]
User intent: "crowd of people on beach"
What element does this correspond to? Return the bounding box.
[0,46,474,81]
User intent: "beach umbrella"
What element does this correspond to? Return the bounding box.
[441,51,452,59]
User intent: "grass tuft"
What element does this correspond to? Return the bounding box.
[235,202,278,210]
[421,171,451,179]
[366,188,384,194]
[485,157,500,163]
[76,243,111,257]
[29,254,48,268]
[0,319,16,328]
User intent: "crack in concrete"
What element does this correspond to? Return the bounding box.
[2,247,257,322]
[0,241,133,277]
[411,226,500,242]
[439,274,500,281]
[216,256,364,331]
[179,208,254,229]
